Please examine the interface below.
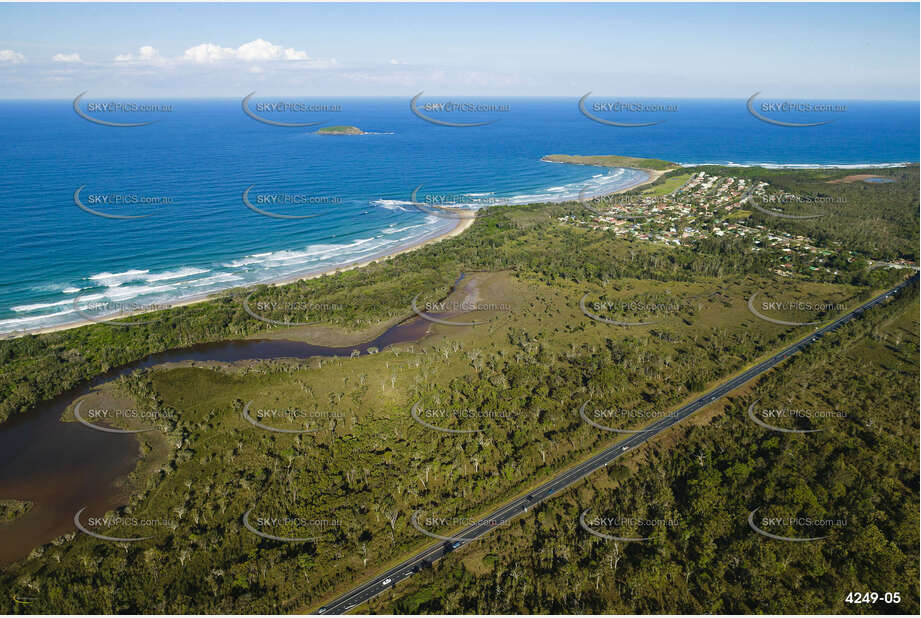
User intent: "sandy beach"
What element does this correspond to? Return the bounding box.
[7,215,476,339]
[613,168,665,193]
[7,165,651,340]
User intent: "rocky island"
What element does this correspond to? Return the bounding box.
[316,125,365,135]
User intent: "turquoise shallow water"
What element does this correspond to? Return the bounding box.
[0,96,916,334]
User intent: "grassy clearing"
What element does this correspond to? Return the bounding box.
[643,173,692,195]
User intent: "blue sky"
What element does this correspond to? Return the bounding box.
[0,2,917,99]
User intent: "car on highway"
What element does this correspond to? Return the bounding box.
[381,578,392,586]
[452,541,462,549]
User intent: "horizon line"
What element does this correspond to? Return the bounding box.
[1,95,919,103]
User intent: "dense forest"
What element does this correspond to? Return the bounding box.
[377,283,919,615]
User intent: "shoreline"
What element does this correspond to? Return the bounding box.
[10,157,913,341]
[618,168,662,192]
[583,166,663,195]
[5,216,478,339]
[676,161,918,169]
[4,165,653,340]
[540,154,675,191]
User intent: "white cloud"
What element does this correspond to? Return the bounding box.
[52,53,82,63]
[115,45,166,65]
[237,38,281,61]
[388,59,405,65]
[235,39,276,61]
[139,46,160,60]
[0,49,25,63]
[284,48,310,61]
[182,39,310,63]
[182,43,236,63]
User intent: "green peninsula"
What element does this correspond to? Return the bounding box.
[542,153,677,171]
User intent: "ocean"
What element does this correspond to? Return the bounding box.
[0,96,917,335]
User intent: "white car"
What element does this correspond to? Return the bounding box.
[381,578,392,586]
